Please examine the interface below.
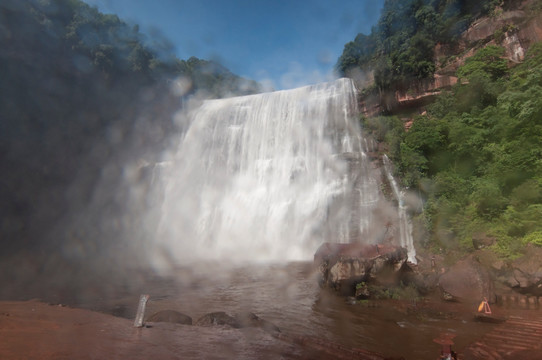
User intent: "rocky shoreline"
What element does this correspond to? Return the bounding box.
[2,294,541,360]
[0,299,406,360]
[0,300,296,360]
[2,245,541,360]
[314,242,542,308]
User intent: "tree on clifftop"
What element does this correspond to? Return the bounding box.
[336,0,502,92]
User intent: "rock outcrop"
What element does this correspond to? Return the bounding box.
[195,311,280,334]
[147,310,193,325]
[195,311,239,327]
[500,244,542,296]
[359,2,542,119]
[438,255,495,303]
[314,242,409,295]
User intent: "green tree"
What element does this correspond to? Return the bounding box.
[337,0,501,94]
[373,37,542,256]
[457,45,509,80]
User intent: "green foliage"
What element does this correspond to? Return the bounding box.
[361,282,420,301]
[403,116,447,174]
[0,0,260,256]
[355,282,367,290]
[456,46,509,80]
[522,231,542,247]
[337,0,501,92]
[455,74,505,112]
[25,0,261,94]
[470,178,508,219]
[399,143,428,188]
[361,115,403,143]
[336,33,376,76]
[378,43,542,258]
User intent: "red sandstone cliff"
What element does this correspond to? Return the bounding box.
[359,1,542,119]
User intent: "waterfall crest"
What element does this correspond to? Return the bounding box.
[153,78,381,265]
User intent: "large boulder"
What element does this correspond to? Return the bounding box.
[438,256,495,302]
[314,242,409,295]
[195,312,239,327]
[501,244,542,296]
[146,310,193,325]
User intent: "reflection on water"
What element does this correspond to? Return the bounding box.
[75,262,532,360]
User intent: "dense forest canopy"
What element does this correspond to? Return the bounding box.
[0,0,260,266]
[336,0,523,92]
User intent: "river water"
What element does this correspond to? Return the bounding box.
[89,261,519,360]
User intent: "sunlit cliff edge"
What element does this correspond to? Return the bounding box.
[358,0,542,118]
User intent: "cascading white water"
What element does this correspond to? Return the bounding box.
[382,155,417,263]
[152,78,381,265]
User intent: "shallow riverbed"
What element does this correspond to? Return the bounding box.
[69,261,542,360]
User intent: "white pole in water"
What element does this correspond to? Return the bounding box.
[133,294,150,327]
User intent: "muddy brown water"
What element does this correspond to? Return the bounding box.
[62,262,540,360]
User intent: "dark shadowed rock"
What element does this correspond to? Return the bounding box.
[354,282,371,299]
[147,310,192,325]
[401,272,440,295]
[502,244,542,296]
[314,242,409,295]
[194,311,281,333]
[439,256,495,302]
[195,312,239,327]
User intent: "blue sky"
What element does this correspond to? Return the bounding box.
[84,0,384,90]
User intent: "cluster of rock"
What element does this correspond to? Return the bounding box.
[427,244,542,303]
[145,308,399,359]
[436,257,495,302]
[314,241,542,305]
[482,244,542,298]
[314,242,411,296]
[145,309,280,334]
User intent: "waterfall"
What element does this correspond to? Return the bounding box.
[152,78,381,265]
[382,155,417,263]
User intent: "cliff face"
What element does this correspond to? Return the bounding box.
[359,2,542,119]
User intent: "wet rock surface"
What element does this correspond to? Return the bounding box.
[0,300,297,360]
[438,255,495,302]
[470,246,542,298]
[0,300,398,360]
[194,311,281,334]
[147,309,192,325]
[505,245,542,296]
[316,241,542,307]
[195,311,239,327]
[4,259,542,360]
[314,242,409,295]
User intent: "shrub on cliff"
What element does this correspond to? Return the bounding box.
[362,43,542,259]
